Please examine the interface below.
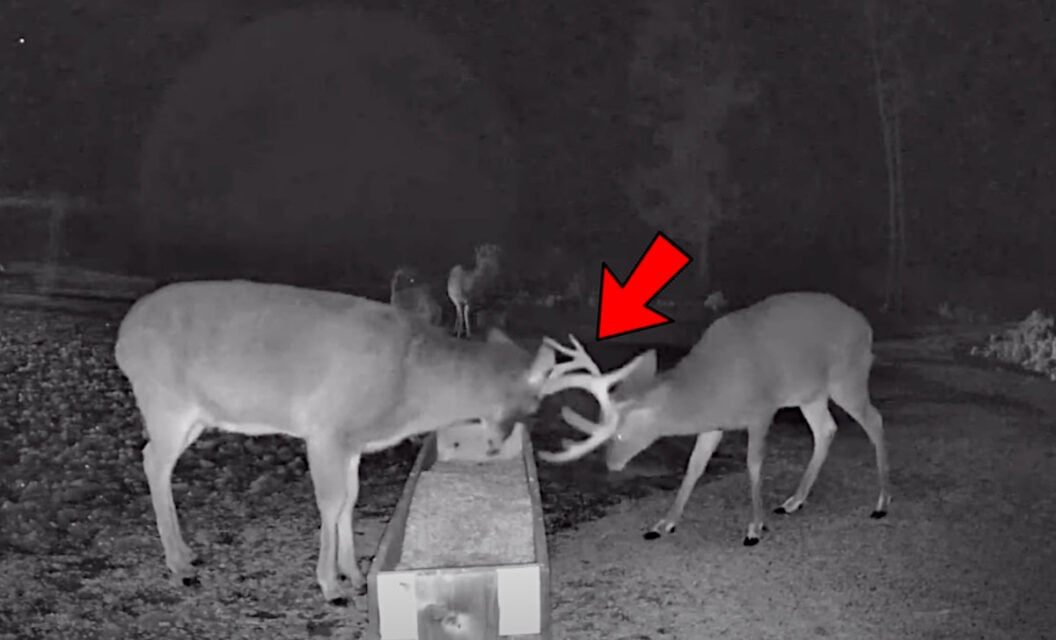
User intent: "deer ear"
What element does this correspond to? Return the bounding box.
[486,327,515,346]
[615,349,658,398]
[526,339,557,386]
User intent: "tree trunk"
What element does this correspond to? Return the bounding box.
[892,50,908,311]
[877,85,898,313]
[866,0,901,313]
[695,222,713,291]
[893,90,907,311]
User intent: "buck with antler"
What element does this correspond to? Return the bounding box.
[115,280,556,604]
[447,243,502,338]
[536,292,890,546]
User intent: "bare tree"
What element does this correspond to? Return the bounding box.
[626,0,757,289]
[864,0,912,312]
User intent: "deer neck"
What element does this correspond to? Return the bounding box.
[629,381,695,437]
[657,359,760,434]
[401,334,527,429]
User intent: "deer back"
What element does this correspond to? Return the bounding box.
[116,281,416,431]
[664,291,874,428]
[116,281,553,450]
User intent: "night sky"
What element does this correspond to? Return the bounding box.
[1,0,1053,304]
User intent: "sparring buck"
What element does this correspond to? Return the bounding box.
[537,292,890,545]
[115,280,556,604]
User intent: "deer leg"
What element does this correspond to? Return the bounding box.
[307,438,356,604]
[464,303,473,338]
[335,453,366,600]
[138,395,205,585]
[859,404,890,518]
[744,422,770,545]
[832,382,890,518]
[451,302,463,336]
[645,430,724,540]
[776,399,838,515]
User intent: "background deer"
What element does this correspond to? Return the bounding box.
[114,280,556,604]
[447,243,502,338]
[389,265,442,326]
[536,292,890,546]
[703,290,728,313]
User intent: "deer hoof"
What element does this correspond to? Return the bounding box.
[645,520,676,540]
[328,589,369,610]
[743,536,759,547]
[775,497,805,514]
[870,509,887,519]
[338,573,367,597]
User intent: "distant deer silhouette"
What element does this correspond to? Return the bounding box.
[389,266,442,326]
[447,243,502,338]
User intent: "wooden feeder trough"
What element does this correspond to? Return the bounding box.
[366,424,551,640]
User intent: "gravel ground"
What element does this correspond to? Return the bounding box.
[0,304,664,639]
[2,305,1054,639]
[545,336,1056,639]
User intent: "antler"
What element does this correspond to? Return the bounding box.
[560,406,603,434]
[541,335,604,435]
[542,334,602,378]
[537,335,641,463]
[544,333,604,439]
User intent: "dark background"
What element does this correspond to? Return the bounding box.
[0,0,1052,311]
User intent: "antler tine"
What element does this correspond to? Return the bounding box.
[541,371,597,398]
[537,421,619,463]
[541,335,579,360]
[538,379,620,463]
[542,334,602,379]
[561,406,602,434]
[541,336,571,356]
[543,352,641,398]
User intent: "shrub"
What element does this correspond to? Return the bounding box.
[972,310,1056,380]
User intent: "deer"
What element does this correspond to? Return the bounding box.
[535,292,891,546]
[114,280,557,605]
[389,265,442,327]
[447,243,502,338]
[703,290,728,314]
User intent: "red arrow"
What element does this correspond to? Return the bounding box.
[596,232,692,340]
